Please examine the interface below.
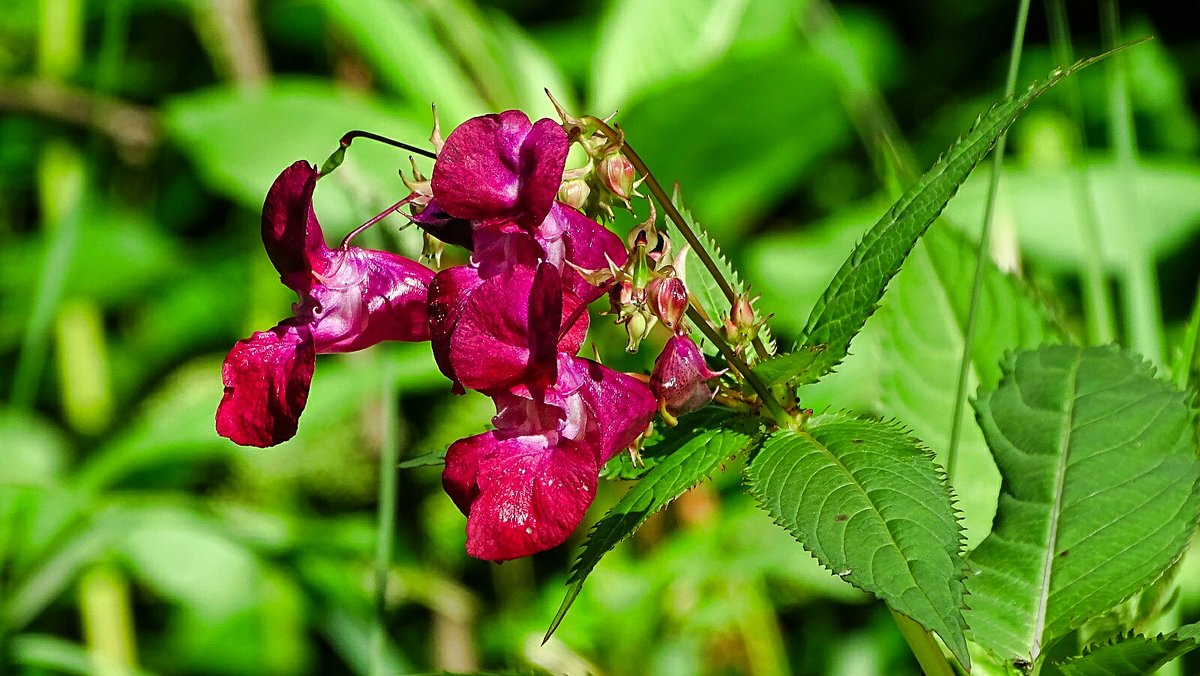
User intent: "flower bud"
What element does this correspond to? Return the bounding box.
[648,275,687,333]
[650,335,725,421]
[558,177,590,211]
[732,291,757,329]
[599,152,635,202]
[622,309,655,353]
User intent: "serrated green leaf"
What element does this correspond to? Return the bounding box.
[600,407,739,480]
[1045,623,1200,676]
[546,411,761,640]
[965,345,1200,665]
[877,226,1059,548]
[753,54,1108,390]
[668,185,776,358]
[745,413,970,668]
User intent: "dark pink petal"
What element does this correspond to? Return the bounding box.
[427,265,486,387]
[650,335,724,417]
[443,432,487,515]
[432,112,568,227]
[449,265,561,391]
[566,357,656,463]
[558,290,590,356]
[467,434,598,561]
[472,223,544,277]
[308,247,434,352]
[491,389,567,437]
[260,161,329,291]
[216,321,316,448]
[543,203,628,303]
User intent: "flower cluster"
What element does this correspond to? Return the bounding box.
[217,109,727,561]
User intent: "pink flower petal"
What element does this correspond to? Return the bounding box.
[309,247,434,352]
[432,112,568,227]
[216,321,316,448]
[427,266,486,388]
[566,357,657,463]
[650,335,724,417]
[260,161,329,291]
[443,432,486,515]
[466,433,599,562]
[544,203,628,303]
[448,264,563,392]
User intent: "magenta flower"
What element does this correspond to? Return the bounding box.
[651,335,725,418]
[427,259,590,394]
[442,355,656,561]
[216,161,434,447]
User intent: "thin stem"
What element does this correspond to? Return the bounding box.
[341,130,438,160]
[580,115,771,361]
[946,0,1031,479]
[1102,0,1164,367]
[1046,0,1117,345]
[687,307,791,428]
[891,610,955,676]
[341,195,415,249]
[370,356,400,676]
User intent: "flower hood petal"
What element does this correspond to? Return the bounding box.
[565,356,656,463]
[261,161,329,292]
[432,111,568,227]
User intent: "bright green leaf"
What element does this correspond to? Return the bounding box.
[965,346,1200,665]
[1045,623,1200,676]
[745,412,970,667]
[877,226,1059,548]
[546,410,761,640]
[754,54,1108,389]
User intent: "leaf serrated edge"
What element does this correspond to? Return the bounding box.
[543,421,763,643]
[744,412,972,664]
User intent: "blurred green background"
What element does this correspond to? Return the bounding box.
[2,0,1199,674]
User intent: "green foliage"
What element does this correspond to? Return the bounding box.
[546,410,762,640]
[1045,623,1200,676]
[965,345,1200,666]
[876,225,1059,547]
[753,55,1106,390]
[744,413,970,668]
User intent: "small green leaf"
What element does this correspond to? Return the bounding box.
[965,345,1200,665]
[667,186,776,357]
[754,54,1109,389]
[546,410,761,641]
[1045,623,1200,676]
[745,413,970,668]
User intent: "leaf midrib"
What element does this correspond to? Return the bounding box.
[1031,351,1083,660]
[792,426,942,610]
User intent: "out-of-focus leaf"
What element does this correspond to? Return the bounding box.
[746,412,970,668]
[0,206,180,349]
[315,0,483,125]
[619,44,849,237]
[591,0,797,111]
[0,410,70,484]
[942,159,1200,270]
[10,633,156,676]
[966,346,1200,665]
[112,504,262,617]
[164,80,432,226]
[877,225,1058,548]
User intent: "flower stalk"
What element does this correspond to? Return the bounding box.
[578,114,772,362]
